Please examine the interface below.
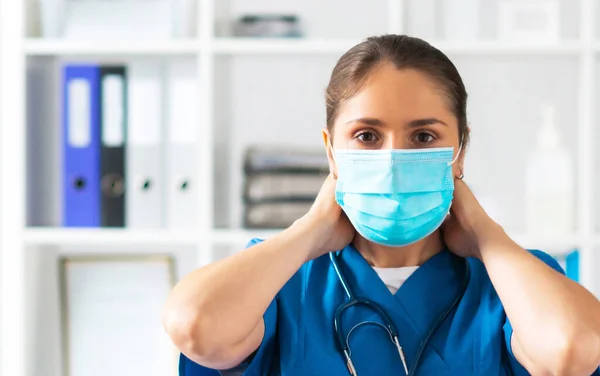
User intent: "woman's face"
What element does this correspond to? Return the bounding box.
[327,63,465,178]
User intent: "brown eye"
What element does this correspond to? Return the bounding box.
[357,132,378,143]
[416,132,434,144]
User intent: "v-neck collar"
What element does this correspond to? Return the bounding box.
[336,244,466,339]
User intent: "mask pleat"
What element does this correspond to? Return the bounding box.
[336,154,454,194]
[359,209,451,247]
[339,191,449,220]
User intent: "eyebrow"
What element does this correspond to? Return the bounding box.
[345,117,385,126]
[408,118,448,127]
[345,117,448,127]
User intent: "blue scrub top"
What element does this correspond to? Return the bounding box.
[180,238,600,376]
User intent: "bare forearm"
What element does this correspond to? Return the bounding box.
[162,218,320,367]
[480,229,600,375]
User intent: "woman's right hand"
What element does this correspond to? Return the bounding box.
[296,174,355,259]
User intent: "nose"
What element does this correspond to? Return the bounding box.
[381,132,406,150]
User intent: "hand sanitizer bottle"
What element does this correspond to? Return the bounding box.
[525,104,574,236]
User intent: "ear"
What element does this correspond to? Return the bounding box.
[457,127,470,176]
[322,128,337,178]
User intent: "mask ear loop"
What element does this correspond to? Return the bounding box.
[448,144,464,180]
[443,144,464,224]
[329,140,338,179]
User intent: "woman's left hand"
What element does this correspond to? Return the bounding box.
[441,179,505,259]
[447,178,600,375]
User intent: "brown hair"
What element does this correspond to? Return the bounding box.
[325,34,469,148]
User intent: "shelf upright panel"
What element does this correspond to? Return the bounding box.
[0,0,27,373]
[578,0,597,295]
[199,0,217,265]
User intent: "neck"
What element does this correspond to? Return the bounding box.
[353,231,444,268]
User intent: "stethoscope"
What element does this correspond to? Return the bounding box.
[329,251,470,376]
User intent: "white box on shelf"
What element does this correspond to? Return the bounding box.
[37,0,196,39]
[498,0,560,43]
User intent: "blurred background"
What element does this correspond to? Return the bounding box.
[0,0,598,375]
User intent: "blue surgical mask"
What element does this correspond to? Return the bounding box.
[333,146,460,247]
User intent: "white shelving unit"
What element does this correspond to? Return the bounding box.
[23,228,199,248]
[24,38,587,56]
[1,0,599,375]
[24,39,201,55]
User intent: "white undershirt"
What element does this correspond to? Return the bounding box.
[372,266,420,294]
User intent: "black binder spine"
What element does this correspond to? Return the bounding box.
[99,66,127,227]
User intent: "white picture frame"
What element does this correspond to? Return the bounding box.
[59,255,178,376]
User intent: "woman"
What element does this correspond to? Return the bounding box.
[163,35,600,375]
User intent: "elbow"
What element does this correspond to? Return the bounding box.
[162,303,250,370]
[161,300,222,364]
[544,329,600,376]
[161,302,201,354]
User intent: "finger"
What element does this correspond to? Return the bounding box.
[453,178,466,192]
[453,178,474,196]
[442,213,454,227]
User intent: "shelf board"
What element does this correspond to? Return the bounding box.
[24,38,200,55]
[24,227,198,247]
[23,228,281,248]
[211,228,581,255]
[435,41,582,55]
[211,228,282,245]
[213,38,582,56]
[24,38,582,56]
[22,227,588,256]
[213,38,360,54]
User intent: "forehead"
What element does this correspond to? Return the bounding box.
[335,64,455,126]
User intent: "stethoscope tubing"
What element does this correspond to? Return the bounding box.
[329,251,470,376]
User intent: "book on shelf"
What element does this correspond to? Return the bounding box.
[243,144,328,174]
